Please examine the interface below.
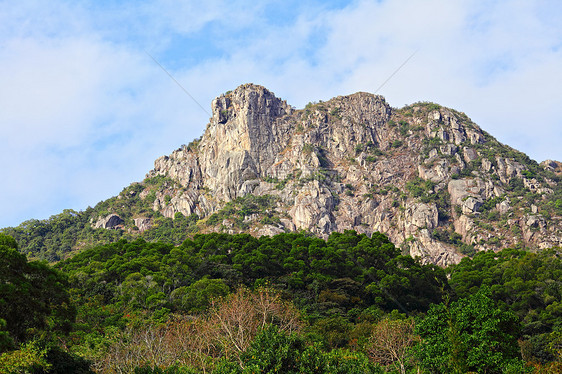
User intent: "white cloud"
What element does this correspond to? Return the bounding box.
[1,0,561,228]
[0,2,211,227]
[302,0,562,161]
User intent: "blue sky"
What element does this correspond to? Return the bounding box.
[1,0,562,228]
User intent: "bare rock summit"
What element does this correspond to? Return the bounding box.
[106,84,562,266]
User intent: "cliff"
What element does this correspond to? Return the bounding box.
[125,83,562,265]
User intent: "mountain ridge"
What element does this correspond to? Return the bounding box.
[4,83,562,265]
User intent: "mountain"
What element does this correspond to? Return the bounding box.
[4,84,562,265]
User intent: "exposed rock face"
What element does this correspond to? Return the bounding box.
[198,84,294,201]
[94,214,124,229]
[131,83,562,266]
[448,178,498,214]
[134,218,152,232]
[541,159,562,175]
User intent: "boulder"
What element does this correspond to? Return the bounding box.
[94,214,124,229]
[134,218,152,232]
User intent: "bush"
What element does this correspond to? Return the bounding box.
[215,324,382,374]
[416,288,522,374]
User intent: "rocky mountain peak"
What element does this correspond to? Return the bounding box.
[210,83,292,127]
[111,84,562,266]
[197,84,293,201]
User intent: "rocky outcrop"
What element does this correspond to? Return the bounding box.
[118,83,562,266]
[94,214,124,229]
[198,84,294,201]
[409,229,463,265]
[448,178,500,214]
[541,159,562,175]
[290,180,336,233]
[152,149,202,189]
[134,218,152,232]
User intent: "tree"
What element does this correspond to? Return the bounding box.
[214,324,307,373]
[366,318,417,374]
[0,233,74,346]
[0,340,50,373]
[215,324,382,374]
[448,248,562,363]
[169,278,229,313]
[200,287,302,364]
[416,288,523,373]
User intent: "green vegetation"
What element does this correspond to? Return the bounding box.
[448,248,562,364]
[264,174,294,190]
[215,324,380,374]
[1,231,560,372]
[0,233,92,372]
[0,234,74,346]
[356,141,384,157]
[405,178,434,200]
[421,137,443,157]
[142,213,200,244]
[58,231,448,319]
[398,121,410,137]
[302,143,314,155]
[405,177,451,222]
[206,194,279,229]
[401,102,441,112]
[0,208,125,262]
[416,288,523,373]
[329,106,342,120]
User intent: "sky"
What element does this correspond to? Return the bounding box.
[1,0,561,228]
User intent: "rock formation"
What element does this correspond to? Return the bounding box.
[97,84,562,266]
[94,214,124,229]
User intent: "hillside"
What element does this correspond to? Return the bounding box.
[3,84,562,265]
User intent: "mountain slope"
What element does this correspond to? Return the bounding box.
[4,84,562,265]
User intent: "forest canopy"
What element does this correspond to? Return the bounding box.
[0,231,560,373]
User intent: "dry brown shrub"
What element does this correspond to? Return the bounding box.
[366,318,418,374]
[92,287,302,373]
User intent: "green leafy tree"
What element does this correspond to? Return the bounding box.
[0,234,75,345]
[416,288,523,373]
[0,340,50,373]
[448,247,562,362]
[215,324,382,374]
[169,277,229,313]
[0,319,14,353]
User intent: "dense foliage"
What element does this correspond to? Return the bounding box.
[0,234,74,347]
[416,288,522,373]
[1,231,561,373]
[448,248,562,363]
[1,209,126,262]
[58,231,448,322]
[0,233,91,373]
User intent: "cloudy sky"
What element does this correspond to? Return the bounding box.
[1,0,561,228]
